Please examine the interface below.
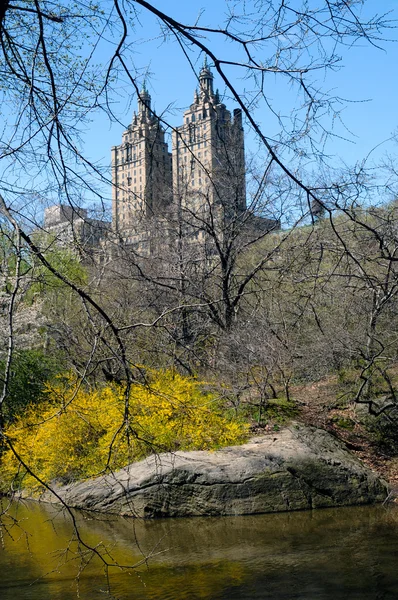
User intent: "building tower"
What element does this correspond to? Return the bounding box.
[172,59,246,225]
[111,85,172,244]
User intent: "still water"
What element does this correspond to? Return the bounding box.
[0,500,397,599]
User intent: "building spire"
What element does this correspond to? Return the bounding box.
[199,57,214,100]
[138,80,151,122]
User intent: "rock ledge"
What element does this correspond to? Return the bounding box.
[40,423,388,517]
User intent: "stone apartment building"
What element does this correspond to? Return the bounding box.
[111,61,248,247]
[43,204,109,253]
[171,59,246,224]
[45,61,277,253]
[111,83,172,246]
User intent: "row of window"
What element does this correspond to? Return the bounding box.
[181,139,208,150]
[182,151,207,160]
[186,110,208,124]
[120,185,143,196]
[121,168,141,177]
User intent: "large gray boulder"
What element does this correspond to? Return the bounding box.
[40,423,388,517]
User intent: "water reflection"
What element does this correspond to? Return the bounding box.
[0,500,398,599]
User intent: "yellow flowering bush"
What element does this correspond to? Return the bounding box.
[1,370,248,492]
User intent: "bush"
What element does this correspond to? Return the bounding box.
[239,396,297,426]
[362,411,398,454]
[0,349,64,422]
[1,370,249,492]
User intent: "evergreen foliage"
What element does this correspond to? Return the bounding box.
[0,349,64,423]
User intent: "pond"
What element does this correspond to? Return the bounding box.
[0,500,397,599]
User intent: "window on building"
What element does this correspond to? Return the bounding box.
[189,124,196,143]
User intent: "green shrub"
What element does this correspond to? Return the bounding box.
[0,349,64,423]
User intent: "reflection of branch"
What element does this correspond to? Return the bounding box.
[5,436,149,571]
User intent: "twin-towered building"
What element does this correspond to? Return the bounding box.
[111,60,246,244]
[44,62,277,253]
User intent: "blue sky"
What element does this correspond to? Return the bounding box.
[85,0,398,179]
[2,0,397,214]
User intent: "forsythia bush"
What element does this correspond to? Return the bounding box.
[1,370,248,492]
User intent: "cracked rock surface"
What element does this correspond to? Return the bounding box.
[39,423,388,518]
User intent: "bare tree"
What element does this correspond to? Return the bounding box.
[0,0,396,594]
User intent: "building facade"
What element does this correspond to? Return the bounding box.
[44,64,278,257]
[43,204,109,252]
[172,60,246,223]
[111,62,247,246]
[111,84,172,244]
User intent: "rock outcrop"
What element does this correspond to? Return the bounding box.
[40,423,388,517]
